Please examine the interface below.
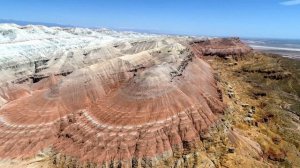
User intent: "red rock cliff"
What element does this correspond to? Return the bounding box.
[0,37,225,166]
[190,37,252,57]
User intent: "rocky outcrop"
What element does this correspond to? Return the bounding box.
[190,38,252,57]
[0,24,225,167]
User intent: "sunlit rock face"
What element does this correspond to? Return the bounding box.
[190,37,252,57]
[0,24,224,165]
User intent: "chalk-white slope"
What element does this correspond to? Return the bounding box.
[0,24,161,83]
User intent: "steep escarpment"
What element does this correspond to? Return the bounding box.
[3,25,297,168]
[190,38,252,57]
[194,42,300,167]
[0,25,225,167]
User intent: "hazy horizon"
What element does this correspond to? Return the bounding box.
[2,19,300,41]
[0,0,300,39]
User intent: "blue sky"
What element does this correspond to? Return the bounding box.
[0,0,299,39]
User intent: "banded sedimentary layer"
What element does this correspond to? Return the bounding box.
[0,24,225,166]
[190,37,252,57]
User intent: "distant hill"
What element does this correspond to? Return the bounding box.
[0,19,73,27]
[0,19,172,35]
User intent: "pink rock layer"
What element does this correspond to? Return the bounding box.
[190,37,252,57]
[0,42,225,164]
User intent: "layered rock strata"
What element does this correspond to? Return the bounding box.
[190,37,252,57]
[0,24,225,166]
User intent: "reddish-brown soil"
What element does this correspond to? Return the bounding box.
[0,38,227,165]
